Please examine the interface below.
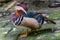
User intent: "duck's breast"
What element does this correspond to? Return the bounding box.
[20,17,39,29]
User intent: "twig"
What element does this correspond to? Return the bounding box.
[3,0,17,12]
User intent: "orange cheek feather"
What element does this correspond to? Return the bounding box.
[16,10,23,16]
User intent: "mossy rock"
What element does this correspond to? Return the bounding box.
[49,10,60,20]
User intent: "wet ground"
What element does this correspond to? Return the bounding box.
[0,7,60,40]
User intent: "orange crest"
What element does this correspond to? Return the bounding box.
[16,10,23,16]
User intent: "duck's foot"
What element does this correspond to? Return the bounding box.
[20,29,28,38]
[20,33,28,38]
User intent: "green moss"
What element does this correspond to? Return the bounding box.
[49,10,60,20]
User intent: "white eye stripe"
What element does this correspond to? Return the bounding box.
[15,6,27,14]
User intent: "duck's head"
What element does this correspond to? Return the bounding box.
[15,3,28,16]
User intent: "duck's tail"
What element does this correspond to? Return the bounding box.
[45,19,56,24]
[48,20,56,24]
[42,16,56,24]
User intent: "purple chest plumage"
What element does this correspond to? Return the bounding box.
[12,13,23,25]
[12,13,18,22]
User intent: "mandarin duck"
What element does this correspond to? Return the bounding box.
[12,3,56,38]
[12,3,41,38]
